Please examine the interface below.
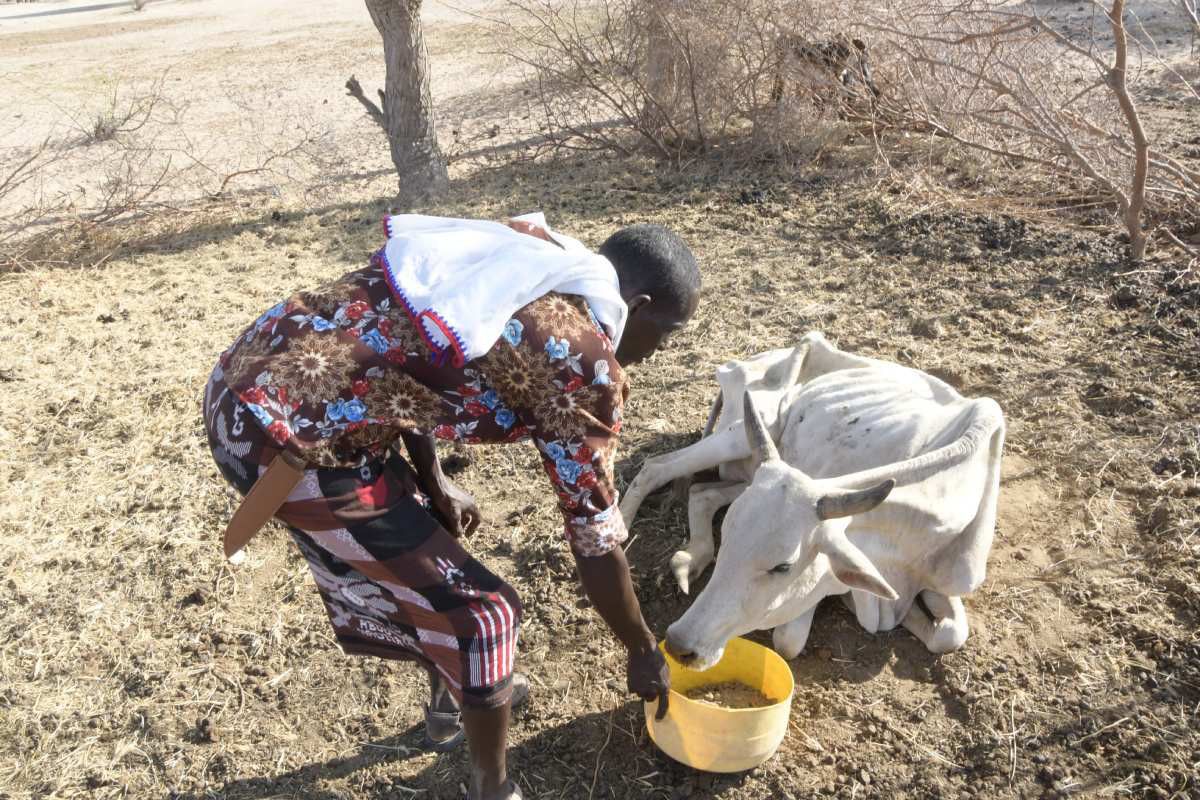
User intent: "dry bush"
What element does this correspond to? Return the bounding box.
[0,137,58,233]
[496,0,827,161]
[863,0,1199,259]
[0,77,180,242]
[497,0,1198,259]
[499,0,888,162]
[494,0,938,161]
[84,80,165,144]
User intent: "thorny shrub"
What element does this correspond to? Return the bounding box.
[501,0,1199,258]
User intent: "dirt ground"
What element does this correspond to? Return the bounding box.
[1,1,1198,799]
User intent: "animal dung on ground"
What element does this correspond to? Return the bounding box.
[683,681,773,709]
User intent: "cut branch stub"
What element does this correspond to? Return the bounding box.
[344,74,387,131]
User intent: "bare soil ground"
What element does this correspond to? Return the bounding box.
[1,2,1198,800]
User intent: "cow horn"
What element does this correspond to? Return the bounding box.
[816,478,895,520]
[779,340,811,391]
[743,391,779,464]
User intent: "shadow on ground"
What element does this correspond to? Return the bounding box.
[173,701,821,800]
[5,148,785,276]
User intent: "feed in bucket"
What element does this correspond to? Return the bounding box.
[644,636,794,773]
[683,681,773,709]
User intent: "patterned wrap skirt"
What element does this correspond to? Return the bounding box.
[202,369,522,709]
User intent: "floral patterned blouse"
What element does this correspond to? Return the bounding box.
[215,249,630,557]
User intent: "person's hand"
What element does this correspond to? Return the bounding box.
[428,479,482,538]
[628,644,671,720]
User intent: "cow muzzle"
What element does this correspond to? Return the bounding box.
[665,623,726,672]
[664,630,696,664]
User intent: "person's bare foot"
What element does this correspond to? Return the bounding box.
[471,778,522,800]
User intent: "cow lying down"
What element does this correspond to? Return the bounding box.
[620,332,1005,669]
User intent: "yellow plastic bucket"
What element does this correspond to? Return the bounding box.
[644,637,794,773]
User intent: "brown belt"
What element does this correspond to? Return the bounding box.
[222,451,307,560]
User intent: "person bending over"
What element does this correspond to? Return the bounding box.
[202,213,701,799]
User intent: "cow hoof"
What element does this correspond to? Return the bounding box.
[927,618,969,654]
[669,550,712,596]
[772,637,804,661]
[670,552,693,594]
[772,611,815,659]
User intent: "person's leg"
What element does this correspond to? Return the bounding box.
[275,453,523,797]
[204,381,521,794]
[462,702,511,800]
[424,667,463,748]
[428,667,454,709]
[427,665,532,751]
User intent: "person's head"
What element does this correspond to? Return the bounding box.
[599,223,701,365]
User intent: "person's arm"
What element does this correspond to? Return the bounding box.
[509,310,670,716]
[574,546,655,652]
[575,545,670,719]
[399,429,441,483]
[399,430,481,537]
[483,298,671,714]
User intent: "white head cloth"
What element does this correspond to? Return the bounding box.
[378,212,627,366]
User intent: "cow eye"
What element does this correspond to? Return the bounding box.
[769,562,793,575]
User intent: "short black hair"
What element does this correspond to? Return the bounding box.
[599,224,700,319]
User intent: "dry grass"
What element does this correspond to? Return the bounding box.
[2,151,1197,798]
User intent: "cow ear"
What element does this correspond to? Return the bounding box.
[742,390,780,466]
[821,532,898,601]
[852,38,867,51]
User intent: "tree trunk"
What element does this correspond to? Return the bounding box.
[364,0,448,205]
[1107,0,1149,260]
[644,2,675,119]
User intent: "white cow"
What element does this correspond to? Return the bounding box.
[620,332,1004,668]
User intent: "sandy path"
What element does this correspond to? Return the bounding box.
[0,0,524,219]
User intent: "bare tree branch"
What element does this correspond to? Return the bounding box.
[1105,0,1150,258]
[344,74,387,131]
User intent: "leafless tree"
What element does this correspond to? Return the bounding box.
[495,0,1198,258]
[358,0,448,205]
[1104,0,1150,260]
[865,0,1198,260]
[1181,0,1199,53]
